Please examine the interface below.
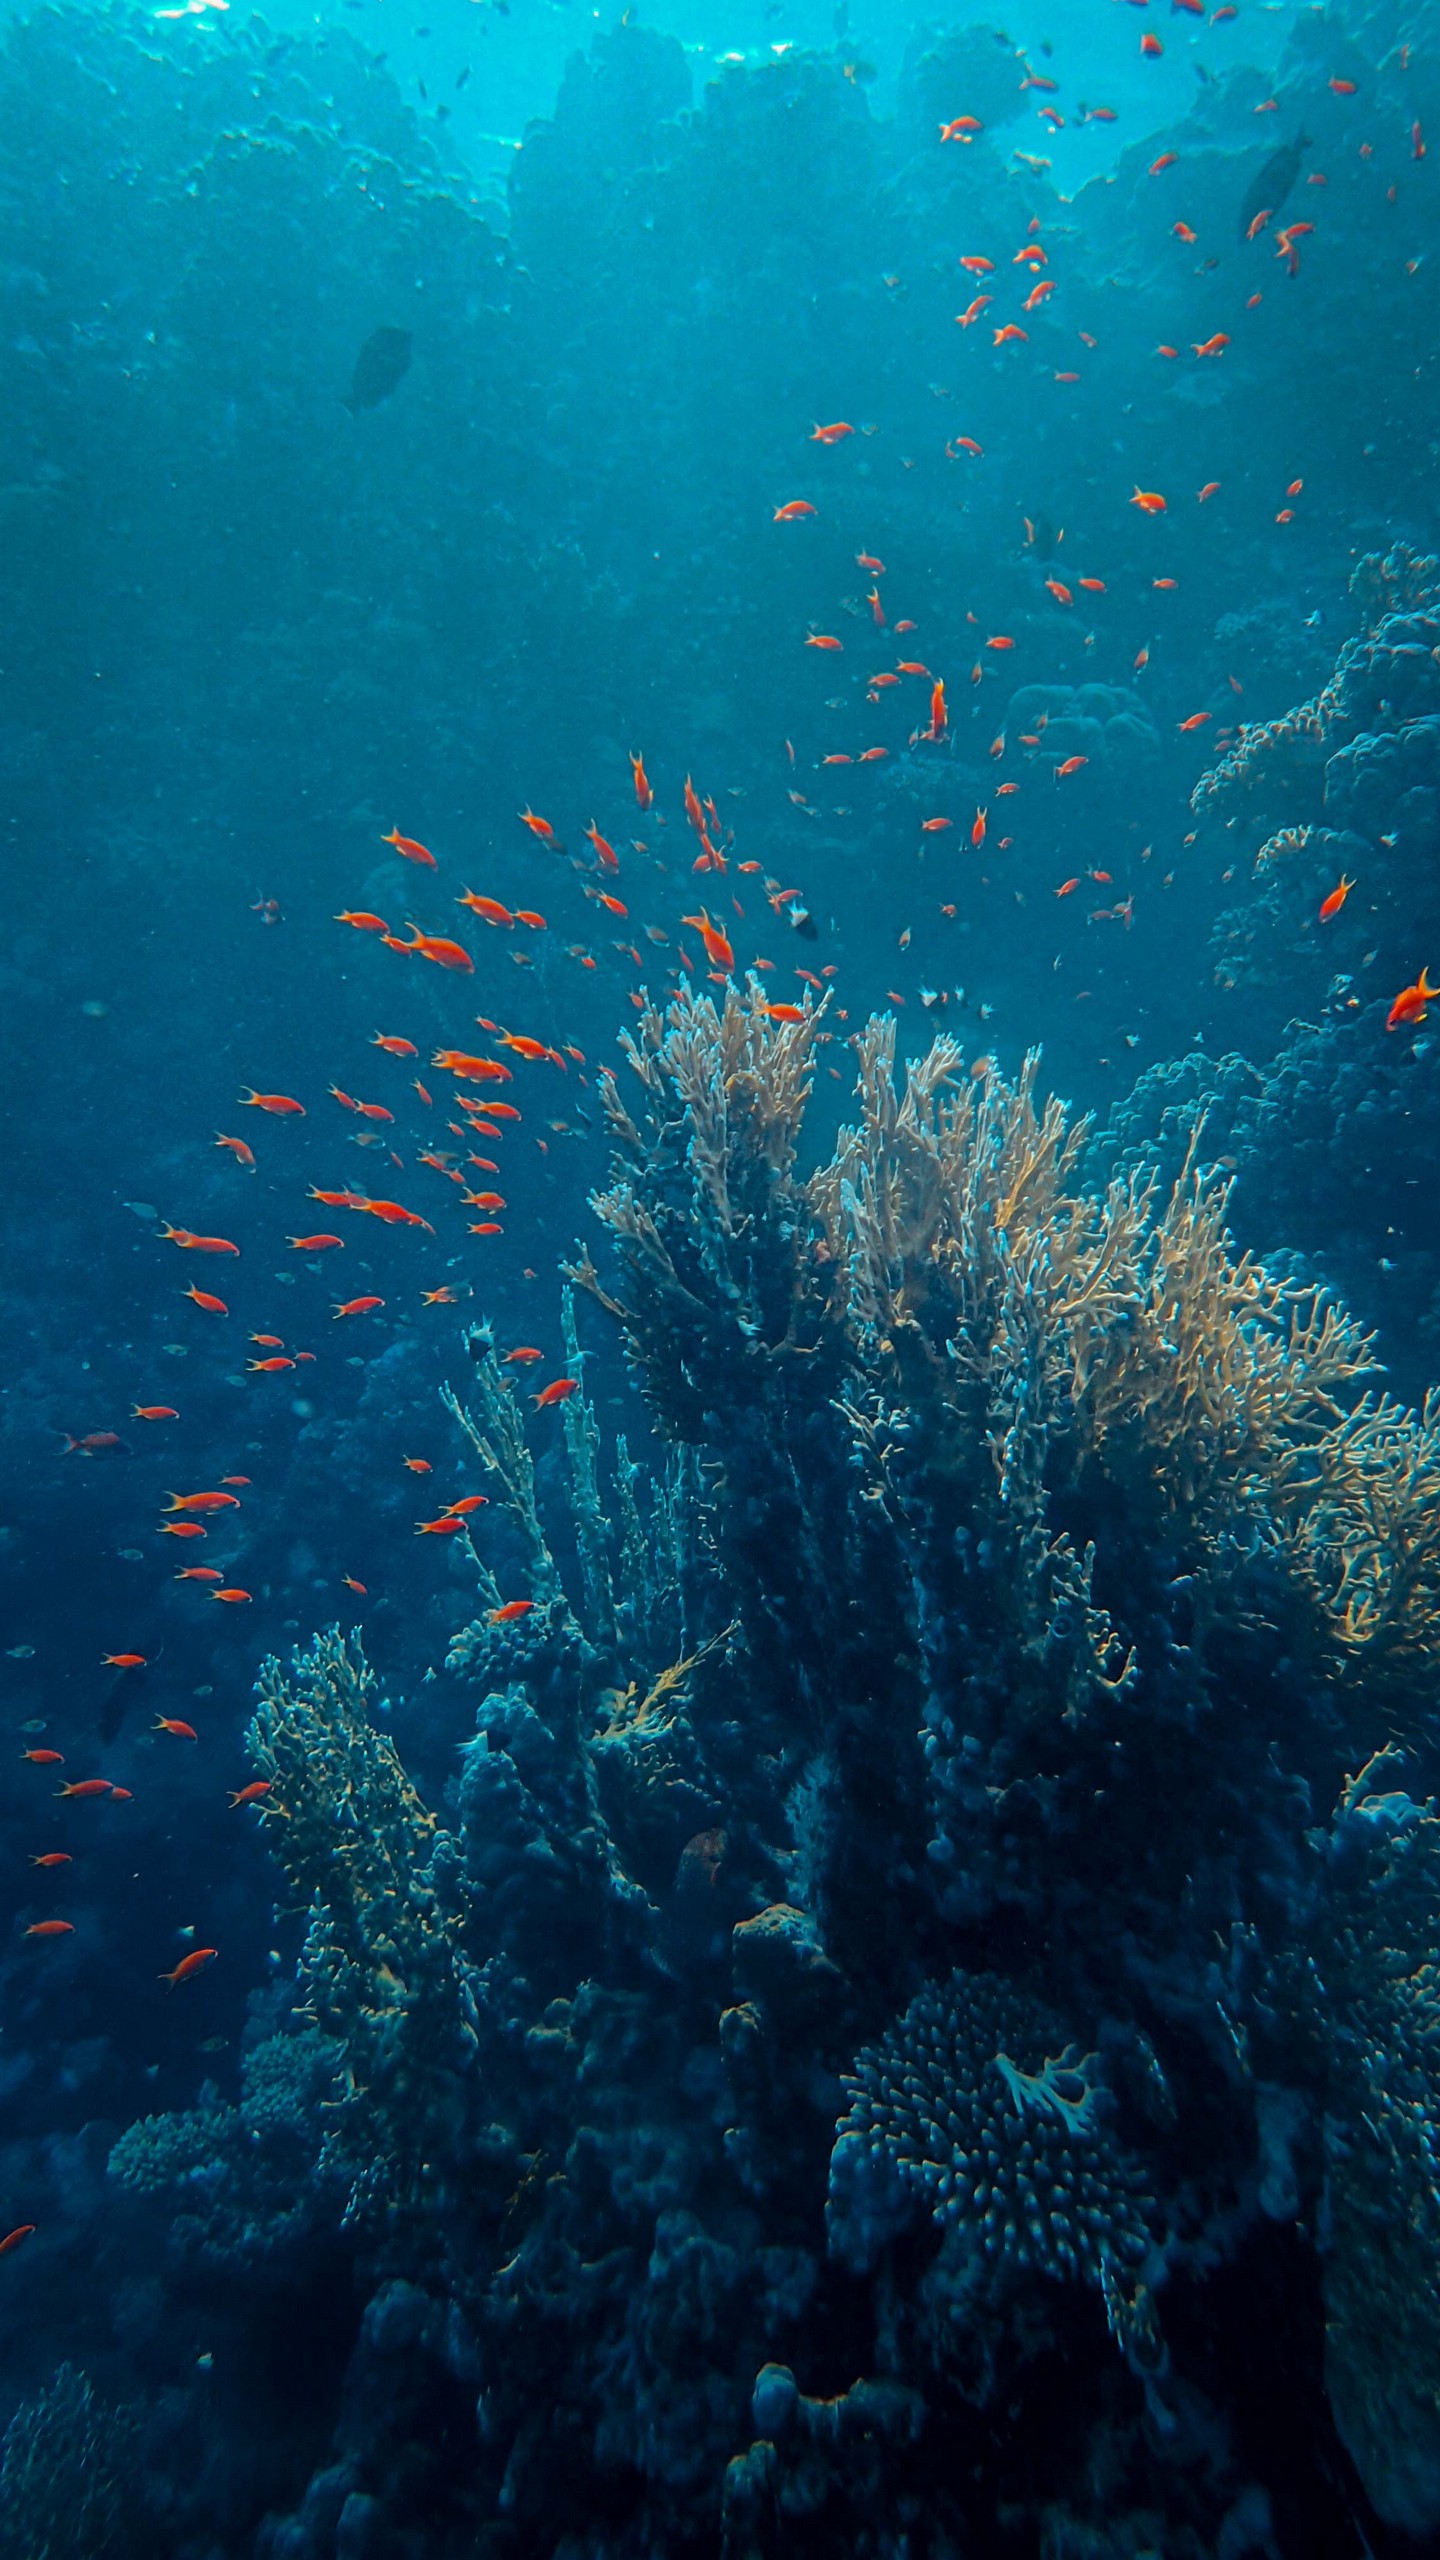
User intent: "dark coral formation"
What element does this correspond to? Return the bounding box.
[103,989,1440,2550]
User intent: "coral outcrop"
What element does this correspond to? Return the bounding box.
[109,991,1440,2550]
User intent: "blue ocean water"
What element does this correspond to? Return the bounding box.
[3,0,1440,2548]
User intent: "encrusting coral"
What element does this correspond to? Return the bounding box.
[108,986,1440,2551]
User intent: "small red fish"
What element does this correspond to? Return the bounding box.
[384,828,436,867]
[810,421,853,443]
[211,1589,253,1605]
[403,929,475,973]
[154,1717,198,1741]
[55,1780,113,1800]
[631,751,654,809]
[160,1947,218,1987]
[101,1653,146,1669]
[288,1234,344,1251]
[158,1226,239,1255]
[0,2226,35,2254]
[773,500,817,520]
[20,1751,64,1766]
[239,1088,305,1116]
[131,1406,180,1421]
[489,1600,535,1624]
[1387,969,1438,1030]
[229,1781,272,1807]
[334,1296,385,1318]
[165,1490,239,1513]
[1130,487,1166,514]
[372,1033,418,1057]
[503,1348,544,1365]
[533,1377,581,1409]
[29,1855,69,1868]
[1319,876,1355,921]
[25,1920,74,1938]
[335,911,390,935]
[214,1134,256,1169]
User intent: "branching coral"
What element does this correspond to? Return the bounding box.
[0,2366,136,2560]
[827,1971,1154,2318]
[246,1629,483,2219]
[107,983,1440,2555]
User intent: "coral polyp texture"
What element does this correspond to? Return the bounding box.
[107,990,1440,2549]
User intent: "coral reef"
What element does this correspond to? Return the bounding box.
[108,991,1440,2551]
[0,2363,136,2560]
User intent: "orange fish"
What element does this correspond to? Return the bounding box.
[434,1051,514,1084]
[229,1781,272,1807]
[683,911,735,972]
[1149,151,1179,174]
[1078,577,1106,592]
[856,551,886,571]
[372,1033,418,1057]
[457,892,514,928]
[939,115,982,140]
[773,500,817,521]
[214,1134,255,1169]
[957,256,993,276]
[806,633,843,651]
[1172,221,1198,244]
[1387,969,1437,1030]
[503,1348,544,1365]
[165,1491,239,1513]
[1178,712,1212,731]
[921,817,952,833]
[533,1377,581,1408]
[499,1033,560,1065]
[970,808,987,847]
[1045,578,1073,606]
[132,1405,179,1421]
[992,323,1028,346]
[335,911,390,935]
[56,1781,112,1800]
[1319,876,1355,921]
[176,1567,224,1582]
[631,751,653,808]
[20,1751,64,1766]
[489,1599,535,1623]
[212,1589,253,1605]
[1192,333,1229,358]
[810,421,853,443]
[159,1226,239,1255]
[1140,30,1163,53]
[289,1233,343,1251]
[248,1356,296,1373]
[160,1947,217,1987]
[517,807,559,843]
[402,929,474,973]
[515,910,547,931]
[29,1855,69,1868]
[334,1296,385,1318]
[762,1002,808,1024]
[929,680,947,740]
[442,1495,489,1516]
[384,828,436,867]
[1130,487,1166,514]
[956,295,992,328]
[240,1088,305,1116]
[101,1653,146,1669]
[158,1521,207,1539]
[1413,120,1426,160]
[470,1222,504,1236]
[1055,755,1088,777]
[1197,482,1221,503]
[0,2225,35,2252]
[584,823,620,873]
[25,1920,75,1938]
[985,635,1015,652]
[416,1515,465,1535]
[154,1717,198,1740]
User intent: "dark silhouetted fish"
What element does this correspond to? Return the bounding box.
[344,327,413,414]
[1238,133,1309,241]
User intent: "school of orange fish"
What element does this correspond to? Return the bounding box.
[8,30,1433,2264]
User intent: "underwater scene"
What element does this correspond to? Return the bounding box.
[10,0,1440,2548]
